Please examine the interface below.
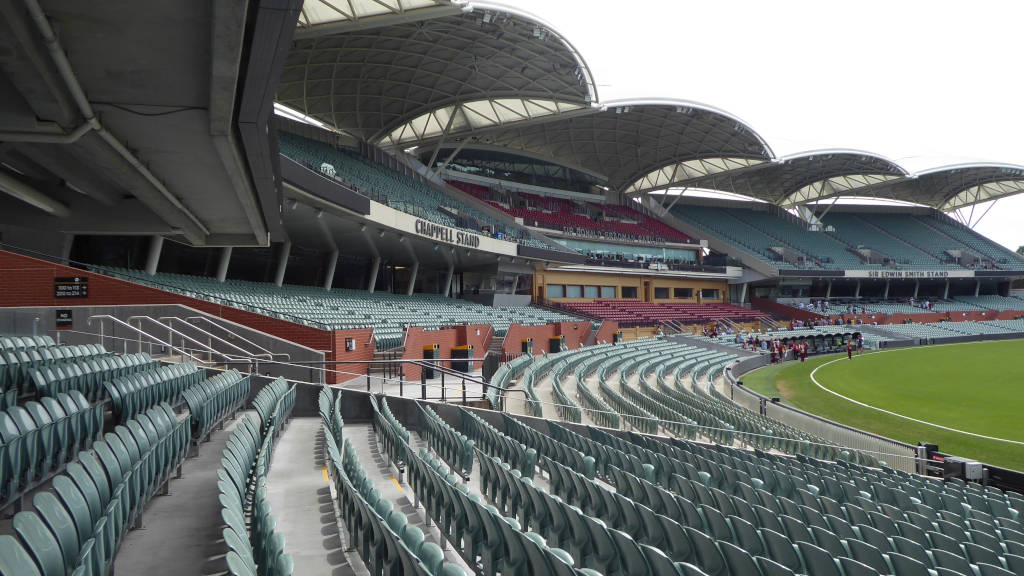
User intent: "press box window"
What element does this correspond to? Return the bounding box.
[600,286,616,298]
[653,287,669,299]
[701,288,720,299]
[546,285,565,298]
[566,285,583,298]
[621,286,638,299]
[674,288,693,298]
[584,285,599,298]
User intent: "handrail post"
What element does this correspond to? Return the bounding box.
[421,364,427,400]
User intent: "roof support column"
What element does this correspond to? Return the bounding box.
[426,106,461,172]
[273,241,291,287]
[431,140,469,177]
[943,279,950,300]
[442,262,454,298]
[854,280,861,299]
[406,260,419,296]
[323,250,338,291]
[739,282,748,305]
[367,256,381,293]
[826,279,832,299]
[883,280,890,300]
[216,247,232,283]
[913,279,920,299]
[975,279,981,297]
[144,235,163,276]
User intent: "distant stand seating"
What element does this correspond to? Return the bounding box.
[447,180,694,244]
[277,131,549,248]
[557,300,767,327]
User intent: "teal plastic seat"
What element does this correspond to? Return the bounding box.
[718,540,759,576]
[931,549,974,575]
[844,539,889,575]
[685,527,726,576]
[32,492,80,571]
[12,511,64,576]
[754,556,796,576]
[760,528,802,574]
[0,534,42,576]
[888,549,937,573]
[796,541,841,576]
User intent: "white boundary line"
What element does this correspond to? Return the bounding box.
[808,345,1024,446]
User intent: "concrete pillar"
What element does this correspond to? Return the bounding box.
[854,280,861,299]
[273,241,291,287]
[59,233,74,265]
[511,274,520,295]
[367,256,381,293]
[826,279,832,298]
[144,235,164,276]
[442,263,455,298]
[913,279,920,299]
[975,279,981,297]
[323,250,339,290]
[739,282,748,304]
[943,279,950,300]
[216,247,232,282]
[883,279,890,300]
[406,261,419,296]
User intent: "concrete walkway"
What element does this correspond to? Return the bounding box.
[266,417,358,576]
[114,414,245,576]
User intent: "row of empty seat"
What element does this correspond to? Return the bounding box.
[219,377,297,576]
[670,203,1024,271]
[279,131,546,248]
[450,180,693,244]
[0,401,191,576]
[96,268,582,350]
[408,390,1024,576]
[559,300,767,327]
[320,387,467,576]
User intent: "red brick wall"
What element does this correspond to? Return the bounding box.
[501,321,590,358]
[0,249,375,384]
[401,324,491,382]
[593,320,620,344]
[330,329,375,385]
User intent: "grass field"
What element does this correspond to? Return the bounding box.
[741,340,1024,472]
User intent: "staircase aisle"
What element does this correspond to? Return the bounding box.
[266,417,359,576]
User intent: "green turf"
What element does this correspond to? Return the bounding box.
[741,341,1024,472]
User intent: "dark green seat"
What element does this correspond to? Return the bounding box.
[844,539,889,575]
[686,527,727,576]
[977,563,1016,576]
[718,540,759,576]
[797,541,842,576]
[755,556,795,576]
[931,549,973,575]
[761,528,802,574]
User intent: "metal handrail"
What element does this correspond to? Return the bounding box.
[88,315,209,364]
[127,315,248,362]
[185,316,290,360]
[159,316,272,360]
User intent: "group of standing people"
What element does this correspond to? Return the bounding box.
[768,340,809,364]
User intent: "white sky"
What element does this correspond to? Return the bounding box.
[510,0,1024,250]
